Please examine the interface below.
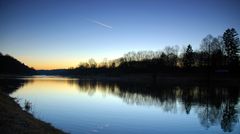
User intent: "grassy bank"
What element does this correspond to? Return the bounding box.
[0,92,66,134]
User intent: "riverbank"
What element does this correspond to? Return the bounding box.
[0,92,66,134]
[65,72,240,86]
[1,72,240,87]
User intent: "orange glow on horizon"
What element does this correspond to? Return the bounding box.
[30,61,79,70]
[17,56,81,70]
[17,56,117,70]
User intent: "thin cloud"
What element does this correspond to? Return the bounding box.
[88,19,113,30]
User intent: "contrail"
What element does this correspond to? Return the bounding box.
[88,19,113,30]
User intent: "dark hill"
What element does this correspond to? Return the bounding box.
[0,52,36,75]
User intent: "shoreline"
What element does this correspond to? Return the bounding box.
[63,73,240,86]
[1,72,240,86]
[0,92,66,134]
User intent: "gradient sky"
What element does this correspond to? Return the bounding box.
[0,0,240,69]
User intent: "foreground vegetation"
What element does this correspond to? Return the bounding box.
[0,92,66,134]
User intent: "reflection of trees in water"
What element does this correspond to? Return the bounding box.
[197,105,223,129]
[0,78,31,94]
[197,95,239,132]
[70,80,119,96]
[72,80,240,132]
[221,102,238,132]
[196,87,239,132]
[1,78,239,132]
[220,89,239,132]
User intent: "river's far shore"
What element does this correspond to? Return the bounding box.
[0,92,66,134]
[63,72,240,87]
[1,72,240,86]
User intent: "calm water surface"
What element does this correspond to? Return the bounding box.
[2,76,240,134]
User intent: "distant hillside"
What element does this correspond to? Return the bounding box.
[0,52,36,75]
[37,69,68,75]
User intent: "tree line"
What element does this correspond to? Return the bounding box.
[68,28,239,75]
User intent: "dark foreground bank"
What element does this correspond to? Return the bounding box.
[0,92,66,134]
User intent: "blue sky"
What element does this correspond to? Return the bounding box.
[0,0,240,69]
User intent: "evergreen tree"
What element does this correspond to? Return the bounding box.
[223,28,240,67]
[183,44,194,68]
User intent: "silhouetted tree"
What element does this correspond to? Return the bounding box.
[211,37,225,67]
[164,45,179,67]
[67,28,239,76]
[199,35,227,69]
[183,44,194,68]
[223,28,240,67]
[194,51,207,67]
[88,58,97,68]
[200,35,213,54]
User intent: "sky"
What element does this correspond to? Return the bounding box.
[0,0,240,70]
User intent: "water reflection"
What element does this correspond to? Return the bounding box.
[71,80,240,132]
[0,78,31,94]
[2,77,240,133]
